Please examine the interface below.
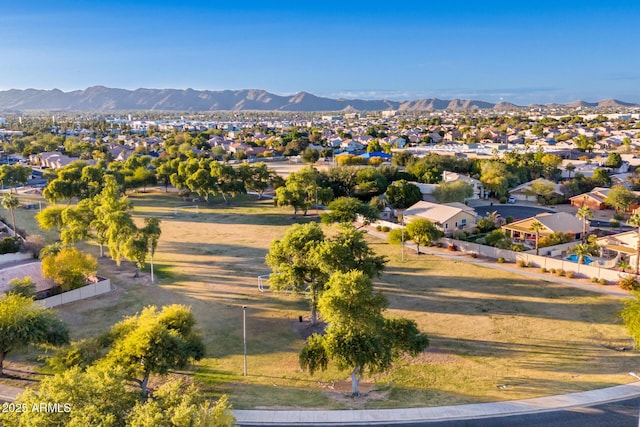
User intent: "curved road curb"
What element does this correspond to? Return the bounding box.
[233,382,640,426]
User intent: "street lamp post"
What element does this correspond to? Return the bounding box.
[243,306,248,376]
[401,215,405,262]
[149,241,154,284]
[629,372,640,427]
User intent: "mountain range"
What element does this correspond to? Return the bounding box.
[0,86,636,112]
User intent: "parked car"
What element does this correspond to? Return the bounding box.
[507,196,516,204]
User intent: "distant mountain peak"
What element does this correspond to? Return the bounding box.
[0,87,637,112]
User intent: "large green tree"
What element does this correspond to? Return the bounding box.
[299,270,428,395]
[0,164,31,193]
[101,305,205,397]
[266,222,326,324]
[0,294,69,376]
[321,197,379,225]
[622,293,640,349]
[238,162,275,199]
[405,218,443,253]
[1,365,235,427]
[35,205,66,233]
[432,180,474,203]
[480,161,511,197]
[385,179,422,209]
[605,185,637,213]
[275,166,333,218]
[312,224,387,280]
[41,247,98,291]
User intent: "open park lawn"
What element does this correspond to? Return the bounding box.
[6,191,640,410]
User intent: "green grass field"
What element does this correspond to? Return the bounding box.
[4,191,640,410]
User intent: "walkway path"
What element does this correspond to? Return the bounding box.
[233,382,640,425]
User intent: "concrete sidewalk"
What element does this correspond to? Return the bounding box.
[0,384,27,402]
[233,382,640,426]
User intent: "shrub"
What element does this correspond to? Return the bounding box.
[609,219,620,229]
[376,225,383,231]
[42,248,98,292]
[448,244,457,251]
[21,234,46,257]
[382,226,390,232]
[538,232,574,248]
[550,268,556,274]
[505,216,514,224]
[565,271,575,279]
[499,196,507,204]
[7,277,36,298]
[476,218,497,233]
[516,259,527,268]
[540,267,548,273]
[388,228,403,244]
[470,252,478,258]
[484,229,507,246]
[497,257,505,263]
[618,275,640,291]
[599,278,607,285]
[556,269,565,277]
[0,237,20,254]
[591,277,599,283]
[613,212,626,221]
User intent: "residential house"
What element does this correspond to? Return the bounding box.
[403,201,478,235]
[340,139,365,153]
[502,212,586,242]
[441,171,486,200]
[508,178,564,203]
[569,187,611,210]
[596,231,638,267]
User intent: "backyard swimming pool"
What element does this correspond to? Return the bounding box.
[566,254,593,265]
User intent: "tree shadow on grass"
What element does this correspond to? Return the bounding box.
[426,334,640,376]
[375,265,623,324]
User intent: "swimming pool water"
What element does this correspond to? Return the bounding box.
[566,254,593,265]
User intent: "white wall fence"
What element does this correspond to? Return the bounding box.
[37,279,112,308]
[524,241,577,257]
[0,252,34,266]
[439,238,631,284]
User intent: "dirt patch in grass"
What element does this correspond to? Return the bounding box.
[291,320,327,340]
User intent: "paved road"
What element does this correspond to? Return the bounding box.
[401,397,640,427]
[472,204,554,221]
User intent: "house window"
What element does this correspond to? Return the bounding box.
[461,219,467,227]
[445,223,448,229]
[455,222,458,228]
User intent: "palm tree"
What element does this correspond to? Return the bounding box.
[569,243,591,265]
[1,193,19,237]
[618,259,631,273]
[575,206,593,242]
[529,220,545,256]
[627,213,640,275]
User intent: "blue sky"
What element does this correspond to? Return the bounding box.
[2,1,639,105]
